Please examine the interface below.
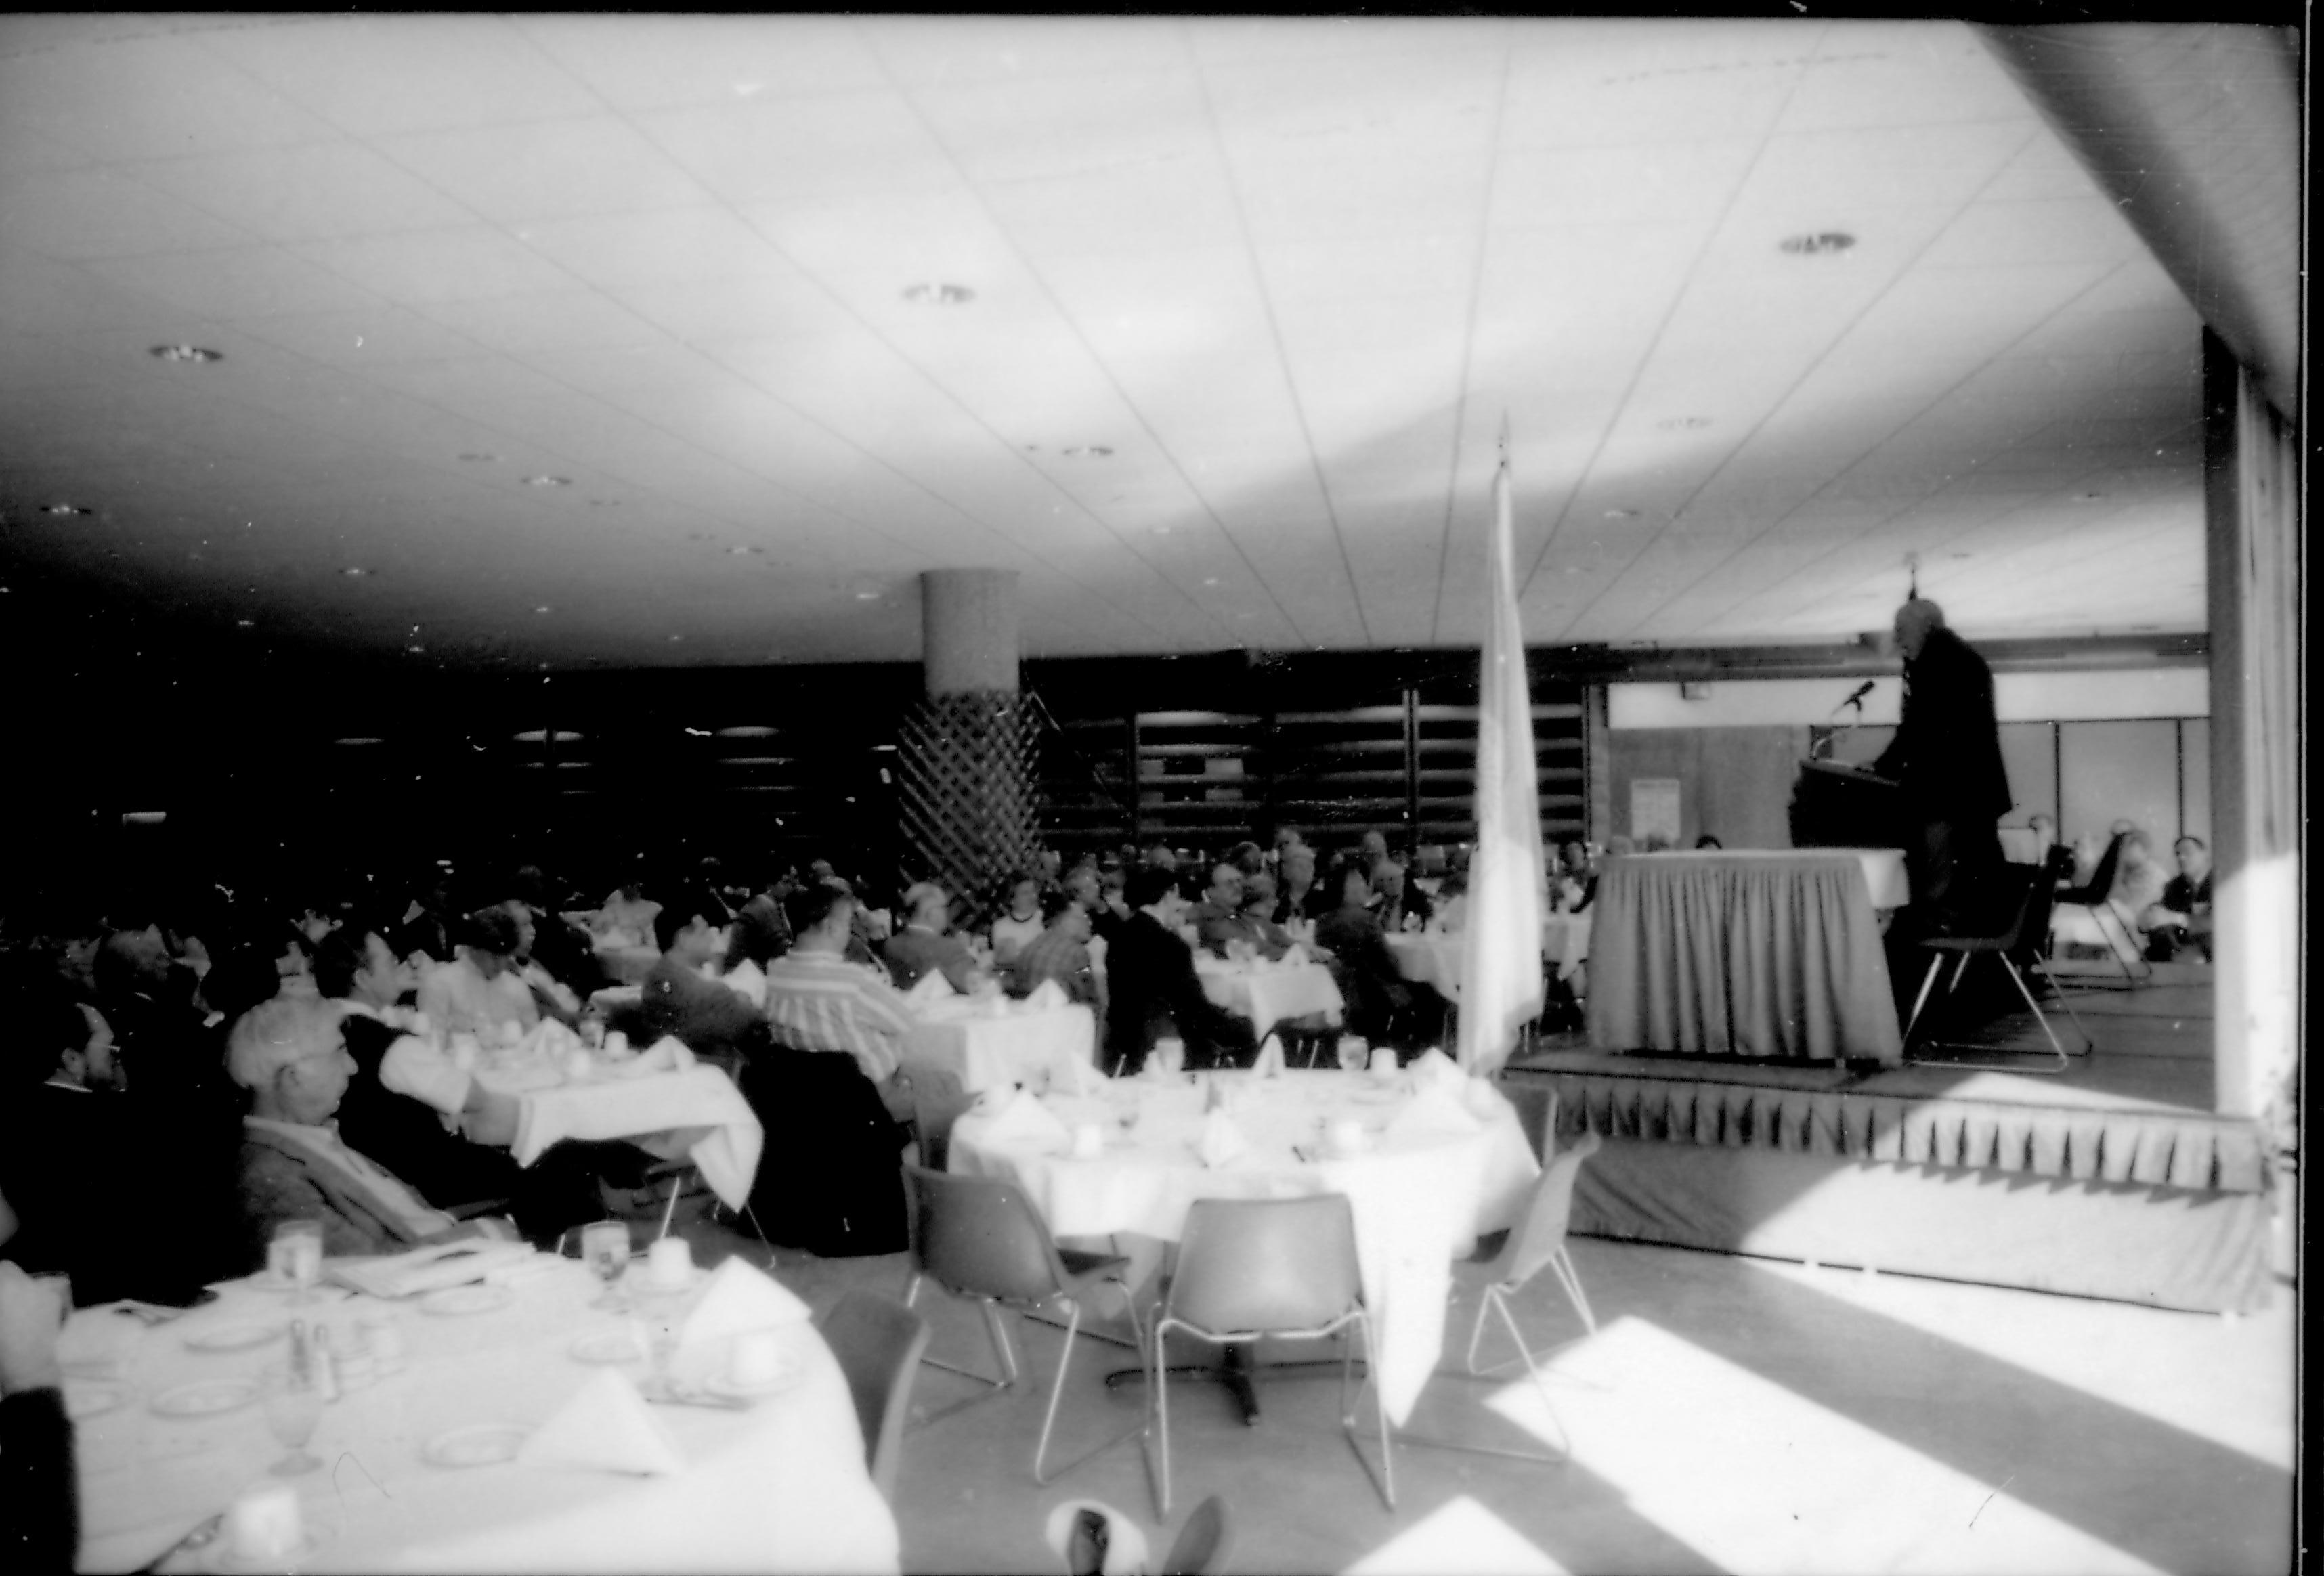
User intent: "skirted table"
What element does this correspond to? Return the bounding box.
[1585,850,1903,1064]
[899,999,1098,1094]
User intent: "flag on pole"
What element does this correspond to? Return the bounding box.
[1455,445,1546,1076]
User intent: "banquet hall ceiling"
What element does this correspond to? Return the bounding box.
[0,14,2241,671]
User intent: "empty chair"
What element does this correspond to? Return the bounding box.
[815,1290,931,1503]
[904,1064,975,1172]
[2050,833,2151,987]
[1159,1495,1234,1576]
[1906,862,2094,1074]
[901,1165,1147,1484]
[1146,1194,1392,1516]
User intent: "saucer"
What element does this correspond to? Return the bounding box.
[569,1330,646,1365]
[184,1321,286,1353]
[64,1380,129,1420]
[422,1424,529,1468]
[200,1529,330,1573]
[419,1284,513,1317]
[152,1379,257,1418]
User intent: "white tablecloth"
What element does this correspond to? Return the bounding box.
[900,1001,1098,1094]
[1654,848,1910,910]
[68,1261,897,1573]
[1193,959,1346,1030]
[1385,917,1593,998]
[949,1070,1537,1426]
[493,1063,764,1210]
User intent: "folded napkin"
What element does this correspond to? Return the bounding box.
[720,959,768,1007]
[605,1036,696,1079]
[905,968,958,1007]
[974,1087,1074,1150]
[1251,1033,1287,1078]
[1196,1108,1251,1169]
[678,1255,811,1349]
[1024,978,1070,1012]
[517,1368,687,1478]
[327,1239,538,1300]
[1043,1500,1151,1576]
[1463,1076,1511,1120]
[1385,1085,1484,1141]
[1279,944,1311,969]
[1407,1047,1465,1093]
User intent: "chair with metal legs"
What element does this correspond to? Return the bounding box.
[2049,835,2151,988]
[1398,1122,1601,1464]
[899,1165,1148,1485]
[1906,863,2094,1074]
[814,1290,931,1504]
[1145,1194,1393,1516]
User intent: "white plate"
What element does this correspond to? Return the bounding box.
[422,1424,529,1468]
[152,1380,257,1418]
[64,1380,129,1420]
[702,1357,806,1398]
[183,1321,286,1353]
[418,1284,513,1317]
[201,1529,330,1573]
[569,1330,646,1365]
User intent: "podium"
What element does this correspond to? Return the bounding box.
[1790,758,1902,850]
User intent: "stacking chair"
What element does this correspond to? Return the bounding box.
[1905,862,2094,1074]
[903,1064,975,1171]
[2049,834,2151,988]
[1400,1126,1601,1464]
[815,1290,931,1503]
[1146,1194,1393,1516]
[900,1166,1148,1484]
[1159,1495,1235,1576]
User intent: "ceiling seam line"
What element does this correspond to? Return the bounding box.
[1426,21,1517,649]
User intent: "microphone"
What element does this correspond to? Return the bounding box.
[1842,680,1874,709]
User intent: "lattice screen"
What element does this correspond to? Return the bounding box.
[895,690,1043,925]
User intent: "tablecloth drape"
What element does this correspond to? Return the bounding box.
[1193,959,1346,1031]
[899,1002,1096,1094]
[1585,852,1901,1064]
[506,1065,764,1208]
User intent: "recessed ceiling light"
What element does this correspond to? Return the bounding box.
[458,452,498,463]
[1779,232,1857,255]
[901,282,974,305]
[534,605,552,614]
[1202,577,1220,586]
[524,475,570,487]
[406,644,426,654]
[667,634,685,642]
[341,566,370,577]
[332,737,384,747]
[854,591,880,601]
[1602,508,1641,520]
[1655,417,1712,431]
[235,618,255,628]
[42,503,91,517]
[150,345,223,363]
[1061,445,1114,458]
[727,545,762,556]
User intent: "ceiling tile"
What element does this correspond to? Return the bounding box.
[0,27,339,160]
[120,143,475,242]
[637,94,955,209]
[514,15,888,110]
[0,168,255,260]
[198,16,602,136]
[294,227,576,305]
[376,118,710,224]
[83,245,373,320]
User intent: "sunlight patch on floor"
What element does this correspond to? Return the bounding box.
[1486,1316,2168,1576]
[1341,1496,1570,1575]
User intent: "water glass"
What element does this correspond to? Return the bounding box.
[581,1221,631,1310]
[260,1362,325,1476]
[1337,1036,1369,1072]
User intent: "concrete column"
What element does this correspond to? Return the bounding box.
[921,569,1019,698]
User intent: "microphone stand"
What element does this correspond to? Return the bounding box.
[1812,692,1868,762]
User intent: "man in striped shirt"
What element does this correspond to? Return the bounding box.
[762,880,914,1114]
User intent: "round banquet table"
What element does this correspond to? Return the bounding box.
[473,1047,765,1210]
[947,1068,1538,1426]
[899,999,1098,1095]
[64,1260,897,1573]
[1384,919,1593,999]
[1192,957,1346,1034]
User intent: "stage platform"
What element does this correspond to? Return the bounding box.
[1501,980,2279,1314]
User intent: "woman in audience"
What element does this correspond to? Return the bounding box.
[1314,861,1448,1057]
[987,872,1046,969]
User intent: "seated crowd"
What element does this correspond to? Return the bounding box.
[1,827,1564,1317]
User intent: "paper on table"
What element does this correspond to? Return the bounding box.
[975,1087,1073,1150]
[1280,943,1312,969]
[1197,1108,1251,1168]
[1385,1085,1484,1141]
[515,1368,687,1478]
[605,1036,695,1079]
[1406,1047,1465,1093]
[905,969,957,1007]
[1043,1500,1151,1576]
[327,1239,537,1300]
[678,1256,811,1349]
[1023,978,1070,1012]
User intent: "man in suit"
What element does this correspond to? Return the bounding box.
[1103,866,1255,1074]
[880,882,983,993]
[1873,598,2011,934]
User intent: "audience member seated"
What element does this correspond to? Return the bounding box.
[228,998,515,1265]
[1275,844,1324,925]
[1103,867,1255,1074]
[881,882,982,994]
[1370,859,1430,932]
[0,1261,78,1572]
[1188,862,1254,958]
[1234,873,1295,960]
[416,908,547,1041]
[312,929,526,1213]
[597,879,661,945]
[745,883,911,1257]
[509,883,606,999]
[1314,862,1449,1058]
[987,873,1045,969]
[1008,891,1102,1009]
[391,871,458,965]
[2143,835,2214,962]
[722,877,795,973]
[633,903,770,1070]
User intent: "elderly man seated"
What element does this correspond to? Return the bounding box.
[229,997,516,1264]
[416,907,569,1041]
[1008,890,1104,1009]
[880,881,983,994]
[1188,862,1251,958]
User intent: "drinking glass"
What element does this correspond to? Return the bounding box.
[581,1221,631,1311]
[1336,1036,1369,1073]
[270,1221,324,1306]
[261,1363,325,1476]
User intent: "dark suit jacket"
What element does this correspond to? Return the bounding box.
[1102,911,1253,1070]
[335,1013,521,1210]
[881,927,979,992]
[632,953,770,1067]
[1874,626,2010,823]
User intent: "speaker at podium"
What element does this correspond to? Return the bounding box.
[1790,757,1902,850]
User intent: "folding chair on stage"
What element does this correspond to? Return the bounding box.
[1906,863,2094,1074]
[2048,835,2152,988]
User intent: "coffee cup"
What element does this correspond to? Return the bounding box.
[646,1238,693,1292]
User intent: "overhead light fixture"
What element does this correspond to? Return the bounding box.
[236,617,255,628]
[1061,445,1113,458]
[901,282,974,305]
[43,503,91,517]
[1779,232,1856,255]
[718,725,777,738]
[524,475,570,487]
[332,737,384,747]
[1655,417,1711,432]
[122,811,169,825]
[854,591,880,601]
[534,605,552,614]
[1602,508,1641,520]
[458,452,498,463]
[1202,577,1220,586]
[150,345,223,362]
[668,634,685,642]
[341,566,370,577]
